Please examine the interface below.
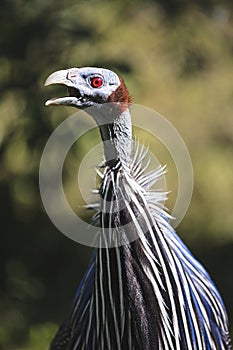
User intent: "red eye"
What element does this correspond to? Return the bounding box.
[90,76,103,88]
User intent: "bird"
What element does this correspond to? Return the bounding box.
[45,67,231,350]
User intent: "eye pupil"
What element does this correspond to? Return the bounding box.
[91,77,103,88]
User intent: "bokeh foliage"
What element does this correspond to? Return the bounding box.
[0,0,233,348]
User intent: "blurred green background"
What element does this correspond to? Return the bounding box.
[0,0,233,348]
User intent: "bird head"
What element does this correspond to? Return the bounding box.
[45,67,131,110]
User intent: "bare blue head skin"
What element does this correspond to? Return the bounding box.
[45,67,132,167]
[45,67,123,108]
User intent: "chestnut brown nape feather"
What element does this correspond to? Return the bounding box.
[107,77,132,109]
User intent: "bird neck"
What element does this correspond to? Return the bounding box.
[96,107,132,169]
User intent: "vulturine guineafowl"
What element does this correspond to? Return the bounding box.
[45,67,231,350]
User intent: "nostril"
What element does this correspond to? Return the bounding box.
[69,74,77,78]
[67,69,79,79]
[67,71,78,83]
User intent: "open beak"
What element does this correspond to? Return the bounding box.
[44,69,83,107]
